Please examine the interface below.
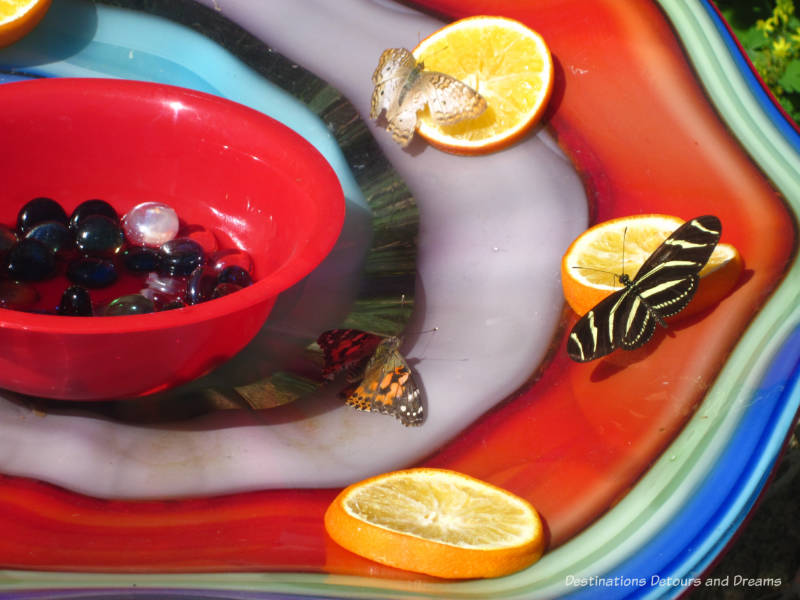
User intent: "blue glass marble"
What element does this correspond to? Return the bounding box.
[74,215,125,257]
[218,265,253,288]
[0,225,18,259]
[0,280,39,310]
[66,257,118,289]
[212,282,243,298]
[17,197,68,233]
[5,239,57,281]
[57,285,93,316]
[211,248,253,275]
[187,265,218,305]
[69,199,119,231]
[122,246,161,272]
[24,221,74,255]
[159,238,205,276]
[104,293,155,316]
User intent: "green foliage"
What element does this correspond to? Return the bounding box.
[717,0,800,123]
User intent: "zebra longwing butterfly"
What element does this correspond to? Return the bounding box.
[567,215,722,362]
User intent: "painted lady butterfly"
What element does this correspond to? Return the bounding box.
[317,329,424,427]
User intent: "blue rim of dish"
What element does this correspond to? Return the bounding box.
[0,1,797,598]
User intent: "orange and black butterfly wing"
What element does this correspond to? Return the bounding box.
[344,338,424,427]
[317,329,383,381]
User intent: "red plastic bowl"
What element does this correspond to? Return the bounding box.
[0,78,345,399]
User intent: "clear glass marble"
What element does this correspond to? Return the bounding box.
[121,202,179,247]
[144,272,187,297]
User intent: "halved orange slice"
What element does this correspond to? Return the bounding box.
[413,15,553,154]
[561,214,743,318]
[0,0,51,48]
[324,467,544,579]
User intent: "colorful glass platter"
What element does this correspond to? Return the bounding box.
[0,0,798,598]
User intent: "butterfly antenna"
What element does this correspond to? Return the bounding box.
[405,326,439,335]
[400,326,439,358]
[621,225,628,279]
[423,42,451,64]
[403,326,439,339]
[570,265,621,287]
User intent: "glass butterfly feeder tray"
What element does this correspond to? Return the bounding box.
[0,0,798,599]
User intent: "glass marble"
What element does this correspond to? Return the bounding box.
[159,299,186,311]
[5,239,56,281]
[74,215,125,257]
[0,280,39,310]
[69,199,119,231]
[104,293,155,316]
[144,272,186,297]
[186,265,218,305]
[212,282,243,298]
[0,225,18,259]
[139,286,184,309]
[16,197,68,233]
[24,221,74,255]
[66,257,118,289]
[179,224,218,254]
[159,238,205,276]
[57,285,92,316]
[122,201,179,247]
[211,248,253,275]
[122,246,161,272]
[218,265,253,288]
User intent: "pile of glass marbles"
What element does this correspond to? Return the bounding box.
[0,197,254,316]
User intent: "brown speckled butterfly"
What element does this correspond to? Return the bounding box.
[317,329,423,427]
[370,47,487,147]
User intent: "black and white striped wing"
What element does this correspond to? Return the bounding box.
[567,215,721,362]
[567,287,635,362]
[617,286,660,350]
[629,215,721,320]
[568,285,664,361]
[635,216,721,277]
[628,270,699,322]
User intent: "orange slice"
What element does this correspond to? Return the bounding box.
[413,15,553,155]
[324,467,544,579]
[561,214,743,318]
[0,0,51,48]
